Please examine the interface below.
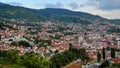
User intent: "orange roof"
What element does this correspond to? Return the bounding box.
[65,62,82,68]
[112,58,120,64]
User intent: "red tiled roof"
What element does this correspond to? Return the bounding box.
[112,58,120,64]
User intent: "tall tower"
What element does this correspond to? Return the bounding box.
[78,36,83,45]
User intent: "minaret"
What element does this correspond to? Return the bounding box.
[78,36,84,46]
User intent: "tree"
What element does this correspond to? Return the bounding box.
[0,50,20,63]
[100,60,110,68]
[50,48,87,68]
[11,40,31,49]
[112,37,116,41]
[0,35,1,40]
[19,41,30,47]
[0,50,50,68]
[102,47,106,60]
[97,52,101,62]
[11,41,19,46]
[69,43,73,51]
[22,52,50,68]
[111,48,115,58]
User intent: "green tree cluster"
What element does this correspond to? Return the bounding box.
[11,40,30,47]
[50,48,88,68]
[0,50,50,68]
[34,39,51,48]
[111,48,115,58]
[97,52,101,62]
[102,47,106,60]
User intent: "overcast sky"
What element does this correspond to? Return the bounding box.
[0,0,120,19]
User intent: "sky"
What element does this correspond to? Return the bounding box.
[0,0,120,19]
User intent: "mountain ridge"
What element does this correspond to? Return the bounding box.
[0,2,115,25]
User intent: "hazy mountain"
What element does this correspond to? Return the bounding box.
[36,8,105,22]
[109,19,120,25]
[0,2,48,22]
[0,2,111,25]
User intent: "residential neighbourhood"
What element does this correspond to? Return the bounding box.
[0,1,120,68]
[0,20,120,68]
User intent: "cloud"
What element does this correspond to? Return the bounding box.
[68,1,80,9]
[98,0,120,10]
[101,10,120,19]
[44,1,83,10]
[86,0,99,7]
[8,2,23,6]
[45,2,64,8]
[86,0,120,10]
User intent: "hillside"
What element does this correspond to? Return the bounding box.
[36,8,105,22]
[0,2,110,25]
[109,19,120,25]
[0,2,48,22]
